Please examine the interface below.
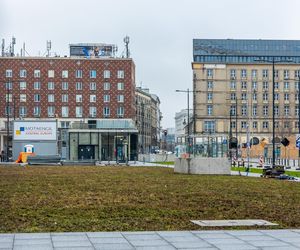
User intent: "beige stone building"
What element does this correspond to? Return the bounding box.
[192,39,300,160]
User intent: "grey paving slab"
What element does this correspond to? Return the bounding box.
[226,230,266,236]
[0,237,14,243]
[0,234,14,238]
[161,235,205,242]
[54,248,94,250]
[250,240,292,247]
[157,231,194,237]
[236,235,278,241]
[122,232,156,235]
[14,233,50,240]
[261,247,300,250]
[171,241,212,249]
[13,245,53,250]
[280,237,300,243]
[0,242,13,249]
[51,233,86,236]
[123,234,161,241]
[193,233,235,239]
[52,235,88,242]
[52,241,92,248]
[93,243,134,250]
[87,232,123,238]
[204,238,246,245]
[14,239,52,245]
[135,246,176,250]
[89,237,128,244]
[213,244,259,250]
[129,239,169,247]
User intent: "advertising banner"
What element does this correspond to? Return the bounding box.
[13,121,57,141]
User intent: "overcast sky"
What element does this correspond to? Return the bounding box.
[1,0,300,128]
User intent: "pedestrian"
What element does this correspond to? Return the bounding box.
[0,150,4,162]
[246,164,250,176]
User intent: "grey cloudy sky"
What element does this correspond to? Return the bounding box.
[1,0,300,128]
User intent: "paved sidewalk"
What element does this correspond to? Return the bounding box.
[1,229,300,249]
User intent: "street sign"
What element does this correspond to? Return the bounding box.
[296,134,300,148]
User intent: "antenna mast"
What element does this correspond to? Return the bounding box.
[123,36,130,58]
[47,40,51,57]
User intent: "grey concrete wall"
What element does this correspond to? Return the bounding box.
[13,141,57,160]
[138,154,175,162]
[174,157,231,175]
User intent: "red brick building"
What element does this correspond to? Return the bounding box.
[0,57,138,161]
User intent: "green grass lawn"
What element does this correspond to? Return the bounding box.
[0,166,300,233]
[154,161,174,165]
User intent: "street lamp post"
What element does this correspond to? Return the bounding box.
[176,89,191,157]
[255,57,293,168]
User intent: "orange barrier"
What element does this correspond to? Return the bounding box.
[15,152,35,163]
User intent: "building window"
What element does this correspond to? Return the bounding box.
[262,69,268,78]
[117,82,124,90]
[262,121,269,129]
[284,82,289,90]
[230,105,236,116]
[263,93,268,101]
[284,121,290,129]
[252,81,257,90]
[295,70,300,78]
[75,70,82,78]
[230,121,236,129]
[284,93,289,101]
[241,69,247,78]
[33,106,40,117]
[274,82,279,89]
[207,92,213,101]
[20,81,26,90]
[104,70,110,79]
[296,107,299,116]
[284,105,290,116]
[34,82,41,90]
[48,82,55,90]
[295,82,300,91]
[207,105,213,115]
[62,94,68,102]
[284,70,289,79]
[76,94,82,102]
[253,92,257,101]
[204,121,215,132]
[20,94,26,102]
[48,106,55,117]
[104,94,110,102]
[90,70,97,78]
[241,81,247,89]
[230,81,236,89]
[34,70,41,78]
[103,107,110,117]
[5,82,12,90]
[89,107,97,117]
[90,95,96,102]
[48,94,55,102]
[206,69,213,77]
[6,69,12,78]
[241,93,247,100]
[117,106,124,117]
[20,69,27,78]
[252,106,257,116]
[263,106,268,116]
[6,94,12,102]
[104,82,110,90]
[62,106,69,118]
[275,121,279,129]
[19,106,27,117]
[90,82,96,90]
[62,82,68,90]
[76,82,82,90]
[275,106,279,116]
[61,121,70,128]
[48,70,54,78]
[253,121,257,129]
[251,69,257,78]
[275,93,279,101]
[296,121,299,129]
[117,70,124,79]
[263,81,268,90]
[62,70,68,78]
[241,121,247,129]
[230,93,236,100]
[241,105,247,116]
[117,95,124,103]
[230,69,236,78]
[5,106,12,116]
[274,70,279,78]
[34,94,40,102]
[76,106,83,117]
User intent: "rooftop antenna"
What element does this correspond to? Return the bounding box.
[46,40,51,57]
[123,35,130,58]
[11,36,16,56]
[1,39,4,57]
